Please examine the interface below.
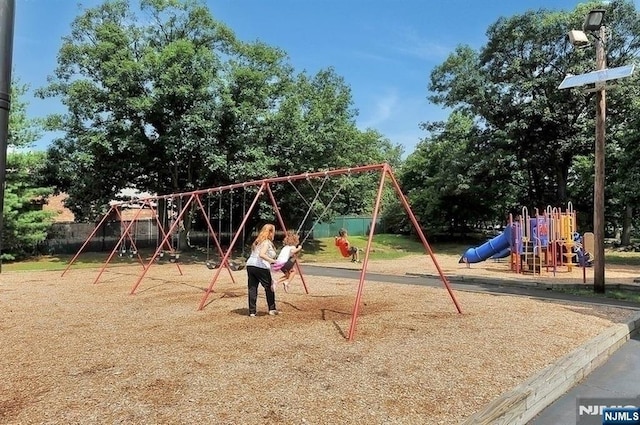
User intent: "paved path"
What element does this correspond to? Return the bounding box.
[299,264,640,425]
[299,264,640,309]
[528,333,640,425]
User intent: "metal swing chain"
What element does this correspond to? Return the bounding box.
[206,193,212,263]
[241,186,247,257]
[295,174,330,236]
[298,176,349,246]
[229,189,234,246]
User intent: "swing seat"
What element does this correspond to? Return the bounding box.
[230,262,245,271]
[335,242,359,259]
[205,260,244,271]
[337,250,350,259]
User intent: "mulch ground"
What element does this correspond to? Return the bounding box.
[0,257,637,424]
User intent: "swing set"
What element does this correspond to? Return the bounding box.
[203,188,247,271]
[63,163,462,341]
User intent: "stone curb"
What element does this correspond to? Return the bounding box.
[459,310,640,425]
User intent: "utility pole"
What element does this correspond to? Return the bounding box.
[593,25,606,293]
[0,0,16,273]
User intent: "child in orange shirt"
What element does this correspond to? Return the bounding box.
[334,228,360,262]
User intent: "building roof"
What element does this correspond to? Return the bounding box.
[44,194,155,223]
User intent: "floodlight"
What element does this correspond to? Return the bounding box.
[583,9,605,31]
[568,30,590,47]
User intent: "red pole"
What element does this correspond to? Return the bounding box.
[265,183,310,294]
[197,183,266,310]
[193,194,236,284]
[385,166,463,314]
[61,204,116,277]
[92,202,149,284]
[129,194,197,294]
[130,164,388,206]
[347,167,387,341]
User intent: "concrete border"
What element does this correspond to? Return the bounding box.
[407,272,640,293]
[460,311,640,425]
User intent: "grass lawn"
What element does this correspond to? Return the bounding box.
[300,234,436,262]
[5,233,640,269]
[604,251,640,266]
[2,234,441,271]
[553,287,640,303]
[1,252,155,272]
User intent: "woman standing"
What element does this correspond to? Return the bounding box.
[245,224,278,317]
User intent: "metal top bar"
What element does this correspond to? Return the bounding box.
[111,163,389,205]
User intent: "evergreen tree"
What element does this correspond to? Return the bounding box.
[2,82,54,261]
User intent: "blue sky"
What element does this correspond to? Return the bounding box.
[13,0,623,155]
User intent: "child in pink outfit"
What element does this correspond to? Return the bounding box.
[271,230,303,292]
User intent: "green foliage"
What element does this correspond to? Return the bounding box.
[395,112,517,233]
[8,81,41,148]
[3,82,54,261]
[409,1,640,235]
[38,0,400,228]
[3,152,55,260]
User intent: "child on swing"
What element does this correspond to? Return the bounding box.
[335,228,361,262]
[271,230,303,292]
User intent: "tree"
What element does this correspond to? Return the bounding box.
[423,1,640,231]
[2,82,54,261]
[397,112,518,235]
[38,0,234,221]
[606,70,640,243]
[38,0,399,237]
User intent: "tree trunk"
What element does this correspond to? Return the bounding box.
[556,164,568,204]
[621,205,633,245]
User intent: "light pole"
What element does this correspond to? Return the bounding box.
[566,9,607,293]
[0,0,16,274]
[593,23,606,293]
[581,9,608,294]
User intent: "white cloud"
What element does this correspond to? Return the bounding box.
[393,26,452,62]
[356,91,452,157]
[357,89,399,129]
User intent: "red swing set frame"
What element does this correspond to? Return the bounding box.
[63,163,462,341]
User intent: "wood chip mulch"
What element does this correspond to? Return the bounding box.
[1,255,636,424]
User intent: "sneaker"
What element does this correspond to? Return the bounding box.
[268,310,279,316]
[249,313,256,317]
[282,281,289,293]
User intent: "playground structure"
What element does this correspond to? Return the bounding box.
[460,203,594,280]
[62,163,463,341]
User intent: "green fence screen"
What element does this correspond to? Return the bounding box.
[312,216,382,238]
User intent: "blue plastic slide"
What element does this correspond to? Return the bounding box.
[490,247,511,260]
[459,225,513,264]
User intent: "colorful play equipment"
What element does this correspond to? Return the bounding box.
[460,202,593,278]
